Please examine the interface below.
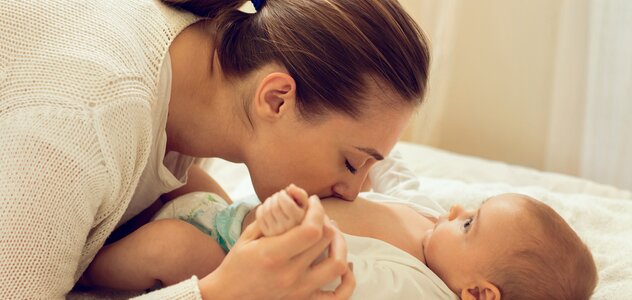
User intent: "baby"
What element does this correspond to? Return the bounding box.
[81,167,598,299]
[322,192,598,299]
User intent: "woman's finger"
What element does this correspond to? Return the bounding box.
[297,224,348,290]
[290,222,334,270]
[326,223,348,268]
[237,220,262,243]
[313,263,355,300]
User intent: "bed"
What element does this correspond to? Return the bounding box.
[206,141,632,299]
[71,141,632,299]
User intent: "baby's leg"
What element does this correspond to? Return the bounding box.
[81,219,225,290]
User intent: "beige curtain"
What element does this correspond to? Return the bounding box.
[399,0,632,191]
[399,0,460,146]
[543,0,589,176]
[578,0,632,190]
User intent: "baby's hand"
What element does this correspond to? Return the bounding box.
[256,184,308,236]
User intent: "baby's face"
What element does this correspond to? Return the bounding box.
[421,194,533,293]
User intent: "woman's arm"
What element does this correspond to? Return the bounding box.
[0,114,109,298]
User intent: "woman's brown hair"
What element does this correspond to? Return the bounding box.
[163,0,430,119]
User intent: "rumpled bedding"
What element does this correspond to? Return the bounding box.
[70,142,632,299]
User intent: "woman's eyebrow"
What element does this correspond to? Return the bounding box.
[355,147,384,160]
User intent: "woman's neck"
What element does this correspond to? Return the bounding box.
[166,21,248,162]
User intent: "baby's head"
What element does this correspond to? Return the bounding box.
[422,193,597,299]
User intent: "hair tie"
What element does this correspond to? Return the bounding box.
[251,0,264,11]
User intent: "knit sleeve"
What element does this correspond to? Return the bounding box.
[0,110,110,299]
[132,276,203,300]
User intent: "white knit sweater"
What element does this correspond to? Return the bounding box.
[0,0,203,298]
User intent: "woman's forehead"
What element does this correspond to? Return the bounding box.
[323,109,410,148]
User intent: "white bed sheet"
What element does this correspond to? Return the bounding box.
[70,141,632,299]
[206,141,632,299]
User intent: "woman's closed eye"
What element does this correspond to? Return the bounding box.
[345,159,357,174]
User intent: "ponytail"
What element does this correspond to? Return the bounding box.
[161,0,245,18]
[163,0,430,119]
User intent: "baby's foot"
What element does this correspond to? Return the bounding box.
[257,184,308,236]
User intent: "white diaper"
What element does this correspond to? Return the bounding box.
[152,192,256,252]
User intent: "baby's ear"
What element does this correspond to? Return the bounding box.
[460,281,501,300]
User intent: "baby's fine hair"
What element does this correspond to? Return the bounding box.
[486,195,598,300]
[162,0,430,120]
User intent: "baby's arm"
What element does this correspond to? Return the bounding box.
[255,184,308,237]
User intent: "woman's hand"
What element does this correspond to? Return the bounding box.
[198,195,355,300]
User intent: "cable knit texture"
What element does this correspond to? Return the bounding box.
[0,0,200,298]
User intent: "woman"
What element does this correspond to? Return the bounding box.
[0,0,430,298]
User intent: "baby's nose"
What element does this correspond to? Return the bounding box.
[448,204,464,221]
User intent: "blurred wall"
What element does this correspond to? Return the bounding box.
[398,0,564,171]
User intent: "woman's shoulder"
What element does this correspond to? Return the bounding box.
[1,0,198,108]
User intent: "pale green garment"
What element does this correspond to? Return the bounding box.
[152,192,257,252]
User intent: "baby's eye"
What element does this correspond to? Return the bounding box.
[462,218,473,232]
[345,159,357,174]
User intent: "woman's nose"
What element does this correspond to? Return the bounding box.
[448,204,465,221]
[332,182,359,201]
[332,174,368,201]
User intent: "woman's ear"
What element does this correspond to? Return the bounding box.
[460,281,501,300]
[253,72,297,120]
